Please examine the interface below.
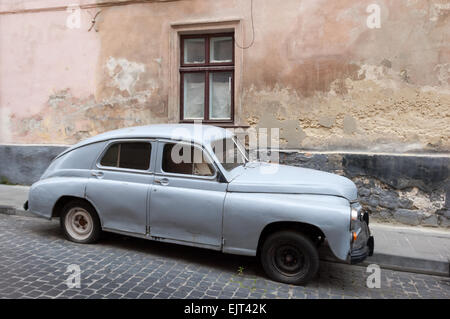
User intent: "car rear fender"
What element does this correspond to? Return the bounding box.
[28,176,89,220]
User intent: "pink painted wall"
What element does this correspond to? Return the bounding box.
[0,3,99,142]
[0,0,449,152]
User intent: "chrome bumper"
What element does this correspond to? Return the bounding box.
[350,210,374,264]
[351,235,374,264]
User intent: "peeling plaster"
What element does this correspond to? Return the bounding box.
[244,63,450,152]
[360,175,447,215]
[318,115,336,128]
[343,115,357,135]
[11,88,167,144]
[400,187,446,214]
[106,57,145,95]
[429,2,450,22]
[353,175,447,225]
[281,120,307,149]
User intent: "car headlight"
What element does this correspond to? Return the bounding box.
[350,202,367,248]
[351,207,359,221]
[350,202,362,240]
[350,202,362,222]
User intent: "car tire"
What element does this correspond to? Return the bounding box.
[260,230,319,285]
[60,200,101,244]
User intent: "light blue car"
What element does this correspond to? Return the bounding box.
[25,124,373,285]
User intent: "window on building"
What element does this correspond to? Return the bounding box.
[100,142,151,170]
[180,33,234,123]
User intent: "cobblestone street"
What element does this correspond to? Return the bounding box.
[0,214,449,299]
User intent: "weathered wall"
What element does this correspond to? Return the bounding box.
[0,0,449,227]
[244,0,450,152]
[1,144,448,228]
[280,151,450,228]
[0,145,67,185]
[0,1,101,143]
[0,0,449,151]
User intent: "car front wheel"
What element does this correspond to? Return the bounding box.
[60,200,101,244]
[260,230,319,285]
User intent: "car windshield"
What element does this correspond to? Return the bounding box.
[211,137,248,172]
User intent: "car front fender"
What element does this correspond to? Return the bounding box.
[222,193,352,261]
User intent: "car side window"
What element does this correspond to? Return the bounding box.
[162,143,214,177]
[100,142,151,170]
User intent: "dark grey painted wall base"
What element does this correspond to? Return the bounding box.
[279,151,449,228]
[0,144,448,227]
[0,145,68,186]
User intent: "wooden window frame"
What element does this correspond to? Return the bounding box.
[179,33,235,124]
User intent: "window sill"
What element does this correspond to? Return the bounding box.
[178,121,249,129]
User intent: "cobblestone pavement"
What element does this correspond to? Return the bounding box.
[1,214,449,299]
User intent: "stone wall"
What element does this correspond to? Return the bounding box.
[1,144,448,228]
[279,152,450,228]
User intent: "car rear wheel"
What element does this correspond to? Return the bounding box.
[260,230,319,285]
[60,200,101,244]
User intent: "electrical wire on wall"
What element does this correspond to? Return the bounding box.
[235,0,255,49]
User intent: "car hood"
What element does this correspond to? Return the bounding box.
[227,163,357,201]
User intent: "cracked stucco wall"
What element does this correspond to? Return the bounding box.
[0,0,449,151]
[242,0,450,152]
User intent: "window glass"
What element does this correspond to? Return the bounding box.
[162,143,214,176]
[211,138,247,172]
[100,142,151,170]
[184,38,205,64]
[183,73,205,119]
[209,72,232,120]
[100,144,119,167]
[210,36,233,63]
[119,143,151,170]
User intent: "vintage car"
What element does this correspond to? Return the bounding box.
[26,124,374,285]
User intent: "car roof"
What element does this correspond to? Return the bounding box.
[57,124,233,159]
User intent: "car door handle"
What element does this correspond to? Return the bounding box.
[155,178,169,186]
[91,171,104,178]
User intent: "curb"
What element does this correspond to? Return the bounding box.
[320,253,449,277]
[0,205,37,219]
[318,242,449,278]
[1,206,449,277]
[364,253,449,277]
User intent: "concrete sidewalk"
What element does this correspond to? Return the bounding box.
[365,223,450,276]
[1,184,449,277]
[0,184,31,217]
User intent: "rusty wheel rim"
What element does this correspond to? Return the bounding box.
[65,207,93,241]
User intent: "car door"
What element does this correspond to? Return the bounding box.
[148,140,227,248]
[86,140,156,235]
